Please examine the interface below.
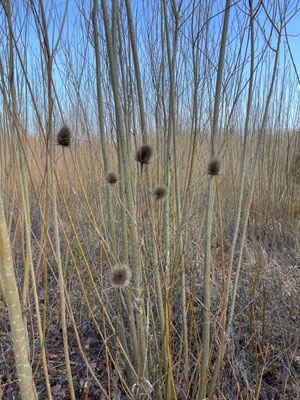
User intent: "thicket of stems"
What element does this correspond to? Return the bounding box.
[0,1,299,399]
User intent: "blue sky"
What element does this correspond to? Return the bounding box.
[285,13,300,79]
[2,0,300,133]
[21,0,300,81]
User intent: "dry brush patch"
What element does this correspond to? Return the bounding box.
[0,131,299,399]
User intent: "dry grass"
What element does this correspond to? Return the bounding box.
[0,130,299,399]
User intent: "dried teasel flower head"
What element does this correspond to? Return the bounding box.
[135,145,153,165]
[106,171,118,185]
[110,264,132,288]
[208,159,220,176]
[57,125,71,147]
[153,185,167,200]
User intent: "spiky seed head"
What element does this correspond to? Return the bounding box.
[153,185,167,200]
[110,264,132,288]
[57,125,71,147]
[106,171,118,185]
[208,159,220,176]
[135,145,153,165]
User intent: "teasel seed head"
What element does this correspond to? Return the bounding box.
[135,145,153,165]
[153,185,167,200]
[208,159,220,176]
[106,171,118,185]
[57,125,71,147]
[110,264,132,288]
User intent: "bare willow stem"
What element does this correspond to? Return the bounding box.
[37,0,75,397]
[199,1,232,399]
[0,188,35,400]
[92,0,116,251]
[227,25,282,334]
[101,0,146,378]
[208,1,255,395]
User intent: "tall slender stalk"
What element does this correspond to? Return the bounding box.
[36,1,75,398]
[125,0,147,144]
[101,0,146,379]
[92,0,116,252]
[199,1,232,399]
[1,1,53,396]
[208,1,255,395]
[0,188,35,400]
[161,1,177,396]
[227,24,283,334]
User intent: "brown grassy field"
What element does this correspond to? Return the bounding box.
[0,129,299,399]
